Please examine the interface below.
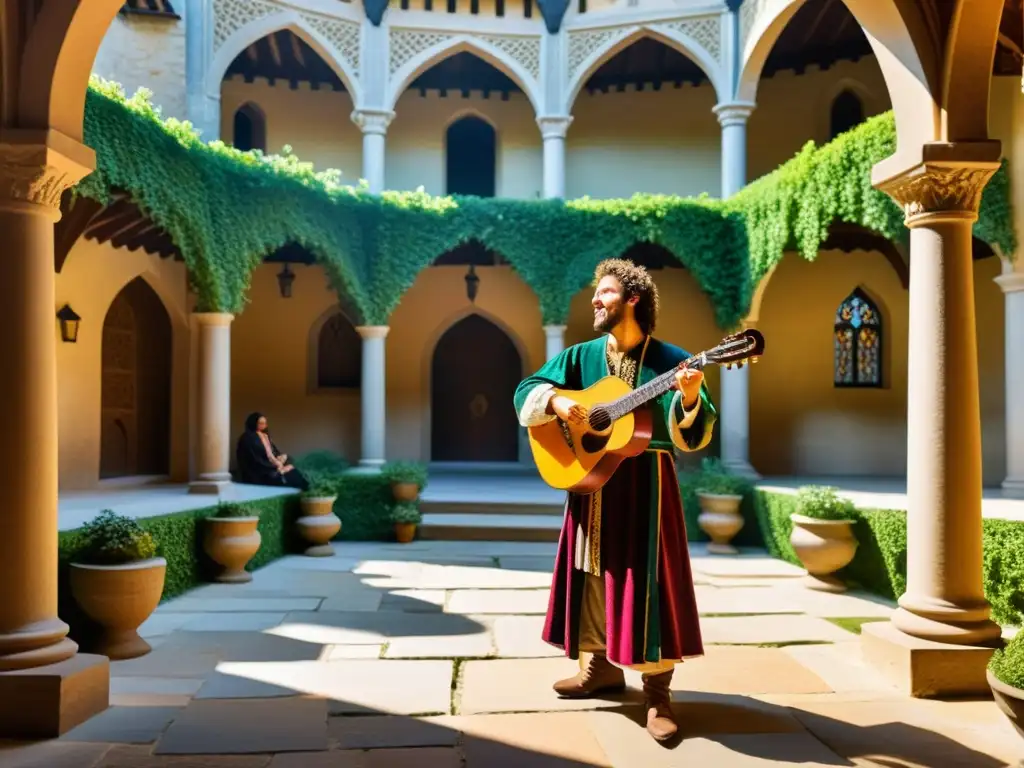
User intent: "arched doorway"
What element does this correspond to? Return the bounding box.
[431,314,521,462]
[446,114,497,197]
[100,277,173,479]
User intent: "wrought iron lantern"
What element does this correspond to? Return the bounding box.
[465,264,480,302]
[277,263,296,298]
[56,304,81,343]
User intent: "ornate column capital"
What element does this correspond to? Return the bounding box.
[712,101,756,128]
[351,109,395,136]
[995,272,1024,294]
[0,132,94,219]
[537,115,573,140]
[356,325,390,340]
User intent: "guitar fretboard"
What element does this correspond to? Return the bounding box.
[604,353,706,421]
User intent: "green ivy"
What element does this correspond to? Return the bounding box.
[78,79,1016,331]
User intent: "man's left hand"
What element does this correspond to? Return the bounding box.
[674,367,704,408]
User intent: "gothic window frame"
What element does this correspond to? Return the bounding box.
[307,307,362,395]
[232,102,268,154]
[833,287,883,389]
[828,88,865,141]
[444,112,499,198]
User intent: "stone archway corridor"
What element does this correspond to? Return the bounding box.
[3,540,1020,767]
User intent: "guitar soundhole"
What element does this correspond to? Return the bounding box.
[580,431,610,454]
[589,407,612,433]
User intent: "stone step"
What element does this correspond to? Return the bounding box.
[419,498,564,516]
[418,513,563,542]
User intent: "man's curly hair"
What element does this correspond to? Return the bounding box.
[593,258,659,334]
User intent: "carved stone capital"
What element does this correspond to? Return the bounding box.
[351,109,395,136]
[877,160,1000,227]
[712,101,756,129]
[537,115,573,140]
[0,135,94,218]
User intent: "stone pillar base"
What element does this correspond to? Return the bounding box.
[0,653,110,738]
[722,458,761,480]
[1002,478,1024,498]
[188,474,232,495]
[351,460,384,474]
[861,620,999,698]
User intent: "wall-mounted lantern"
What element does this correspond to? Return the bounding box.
[465,264,480,302]
[56,304,81,343]
[277,263,296,298]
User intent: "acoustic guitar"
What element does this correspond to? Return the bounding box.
[527,329,765,493]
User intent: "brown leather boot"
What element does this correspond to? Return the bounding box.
[553,653,626,698]
[642,670,679,742]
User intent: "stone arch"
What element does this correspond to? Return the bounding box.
[941,0,1005,142]
[564,25,727,114]
[738,0,941,155]
[100,276,173,479]
[306,303,363,394]
[445,114,498,197]
[232,102,268,152]
[423,308,527,463]
[207,10,362,105]
[386,37,542,114]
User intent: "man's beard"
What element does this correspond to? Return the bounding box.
[594,305,622,333]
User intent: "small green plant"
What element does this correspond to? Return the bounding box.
[76,509,157,565]
[302,470,341,499]
[381,461,428,491]
[694,457,751,496]
[211,502,257,519]
[294,450,349,475]
[989,633,1024,690]
[390,502,422,525]
[794,486,857,521]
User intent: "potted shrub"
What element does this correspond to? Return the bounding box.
[296,470,342,557]
[789,485,859,593]
[69,509,166,660]
[988,634,1024,740]
[203,502,261,583]
[391,501,422,544]
[381,461,428,502]
[694,458,750,554]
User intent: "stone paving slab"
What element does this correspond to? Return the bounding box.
[194,659,454,715]
[451,712,612,767]
[324,644,385,660]
[492,616,563,658]
[175,613,288,632]
[0,741,111,768]
[109,677,205,707]
[59,706,181,744]
[672,646,833,695]
[98,744,272,767]
[328,715,460,749]
[496,555,557,572]
[271,610,492,653]
[698,614,857,645]
[157,598,323,613]
[269,747,462,768]
[446,589,550,615]
[138,613,206,639]
[154,698,329,755]
[458,658,643,715]
[143,630,326,663]
[690,556,805,579]
[361,564,553,591]
[379,590,447,612]
[780,642,898,694]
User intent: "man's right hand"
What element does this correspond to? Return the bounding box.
[550,395,589,427]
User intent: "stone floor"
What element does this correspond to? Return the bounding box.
[3,541,1023,767]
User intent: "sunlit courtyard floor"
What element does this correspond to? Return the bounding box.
[3,540,1023,767]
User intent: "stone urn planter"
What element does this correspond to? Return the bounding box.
[696,492,745,555]
[391,501,421,544]
[381,461,427,503]
[988,635,1024,743]
[788,486,859,593]
[297,495,342,557]
[69,510,166,660]
[988,669,1024,740]
[203,503,261,583]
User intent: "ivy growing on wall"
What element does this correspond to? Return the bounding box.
[77,78,1016,330]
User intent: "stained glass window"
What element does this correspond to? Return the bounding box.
[834,288,882,387]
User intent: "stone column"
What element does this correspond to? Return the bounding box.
[351,110,394,194]
[862,149,1003,697]
[356,325,389,470]
[995,270,1024,496]
[544,324,566,361]
[189,313,234,494]
[713,101,758,478]
[0,137,109,736]
[537,116,572,199]
[185,0,220,141]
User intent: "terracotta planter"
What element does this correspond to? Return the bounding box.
[392,482,420,502]
[203,517,261,583]
[789,513,858,593]
[297,495,342,557]
[395,522,417,544]
[696,492,744,554]
[988,669,1024,740]
[69,557,167,660]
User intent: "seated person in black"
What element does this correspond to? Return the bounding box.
[235,412,309,491]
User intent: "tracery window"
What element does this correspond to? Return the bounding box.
[317,313,361,389]
[833,288,882,388]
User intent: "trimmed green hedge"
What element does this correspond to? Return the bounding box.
[333,473,395,541]
[752,489,1024,627]
[79,78,1015,331]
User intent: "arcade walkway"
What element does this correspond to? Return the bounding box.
[2,540,1021,767]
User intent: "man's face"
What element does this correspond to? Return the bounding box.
[592,274,635,333]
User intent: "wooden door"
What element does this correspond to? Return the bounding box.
[431,314,521,462]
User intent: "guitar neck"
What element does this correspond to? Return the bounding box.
[604,353,706,421]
